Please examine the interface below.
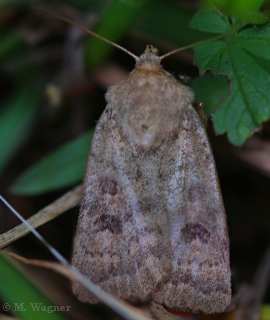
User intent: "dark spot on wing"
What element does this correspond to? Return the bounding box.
[170,270,229,295]
[100,177,118,195]
[94,214,122,234]
[181,223,210,244]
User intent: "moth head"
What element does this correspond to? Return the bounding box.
[145,45,159,55]
[135,46,162,71]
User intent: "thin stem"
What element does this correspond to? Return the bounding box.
[160,25,242,61]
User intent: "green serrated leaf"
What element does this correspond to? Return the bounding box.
[0,254,67,320]
[11,130,94,195]
[190,73,230,117]
[189,4,232,34]
[192,6,270,145]
[214,45,270,144]
[236,23,270,59]
[194,39,227,71]
[195,37,270,145]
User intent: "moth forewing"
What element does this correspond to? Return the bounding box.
[71,45,231,313]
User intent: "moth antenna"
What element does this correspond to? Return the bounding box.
[41,9,139,61]
[160,27,239,61]
[159,47,185,61]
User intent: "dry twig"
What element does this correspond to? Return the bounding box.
[0,185,82,249]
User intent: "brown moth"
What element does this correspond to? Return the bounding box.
[70,33,231,313]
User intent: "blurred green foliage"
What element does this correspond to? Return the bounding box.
[12,130,94,194]
[0,254,67,320]
[0,30,43,175]
[191,4,270,145]
[203,0,269,23]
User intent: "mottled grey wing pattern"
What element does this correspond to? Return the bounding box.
[72,103,230,312]
[72,107,173,303]
[72,48,231,313]
[152,104,231,313]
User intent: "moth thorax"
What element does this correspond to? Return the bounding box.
[124,103,180,151]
